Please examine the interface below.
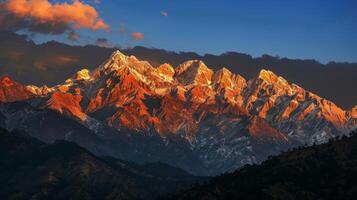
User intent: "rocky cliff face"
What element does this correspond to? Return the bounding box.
[0,50,355,175]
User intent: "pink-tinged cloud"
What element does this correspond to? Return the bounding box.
[131,32,144,41]
[0,0,109,33]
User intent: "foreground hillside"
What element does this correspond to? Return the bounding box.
[167,131,357,200]
[0,128,200,200]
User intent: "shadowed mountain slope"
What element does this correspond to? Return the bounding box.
[0,128,200,200]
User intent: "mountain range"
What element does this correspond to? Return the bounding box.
[1,31,356,110]
[0,50,356,175]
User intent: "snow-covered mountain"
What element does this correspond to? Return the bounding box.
[1,50,356,175]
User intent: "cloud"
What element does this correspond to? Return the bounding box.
[160,11,168,17]
[95,38,112,48]
[0,0,109,34]
[67,31,80,41]
[131,32,144,41]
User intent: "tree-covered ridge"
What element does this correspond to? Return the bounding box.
[167,130,357,200]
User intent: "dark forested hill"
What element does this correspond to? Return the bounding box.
[167,131,357,200]
[0,128,201,200]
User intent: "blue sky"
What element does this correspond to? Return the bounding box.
[34,0,357,63]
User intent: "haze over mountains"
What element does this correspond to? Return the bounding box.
[0,31,356,109]
[1,50,356,175]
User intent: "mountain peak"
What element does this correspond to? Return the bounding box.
[257,69,278,82]
[96,50,156,77]
[255,69,290,87]
[175,60,210,73]
[96,50,130,73]
[157,63,175,81]
[75,69,91,81]
[175,60,213,85]
[214,67,234,80]
[213,67,234,87]
[111,50,127,60]
[216,67,232,76]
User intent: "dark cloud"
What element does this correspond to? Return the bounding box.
[67,31,81,41]
[95,38,113,48]
[0,10,70,34]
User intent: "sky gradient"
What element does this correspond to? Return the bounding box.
[9,0,357,63]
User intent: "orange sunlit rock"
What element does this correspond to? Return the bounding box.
[46,91,86,121]
[248,117,288,142]
[175,60,213,85]
[319,99,347,128]
[280,100,299,120]
[0,76,35,103]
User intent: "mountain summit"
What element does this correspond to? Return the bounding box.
[0,50,356,175]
